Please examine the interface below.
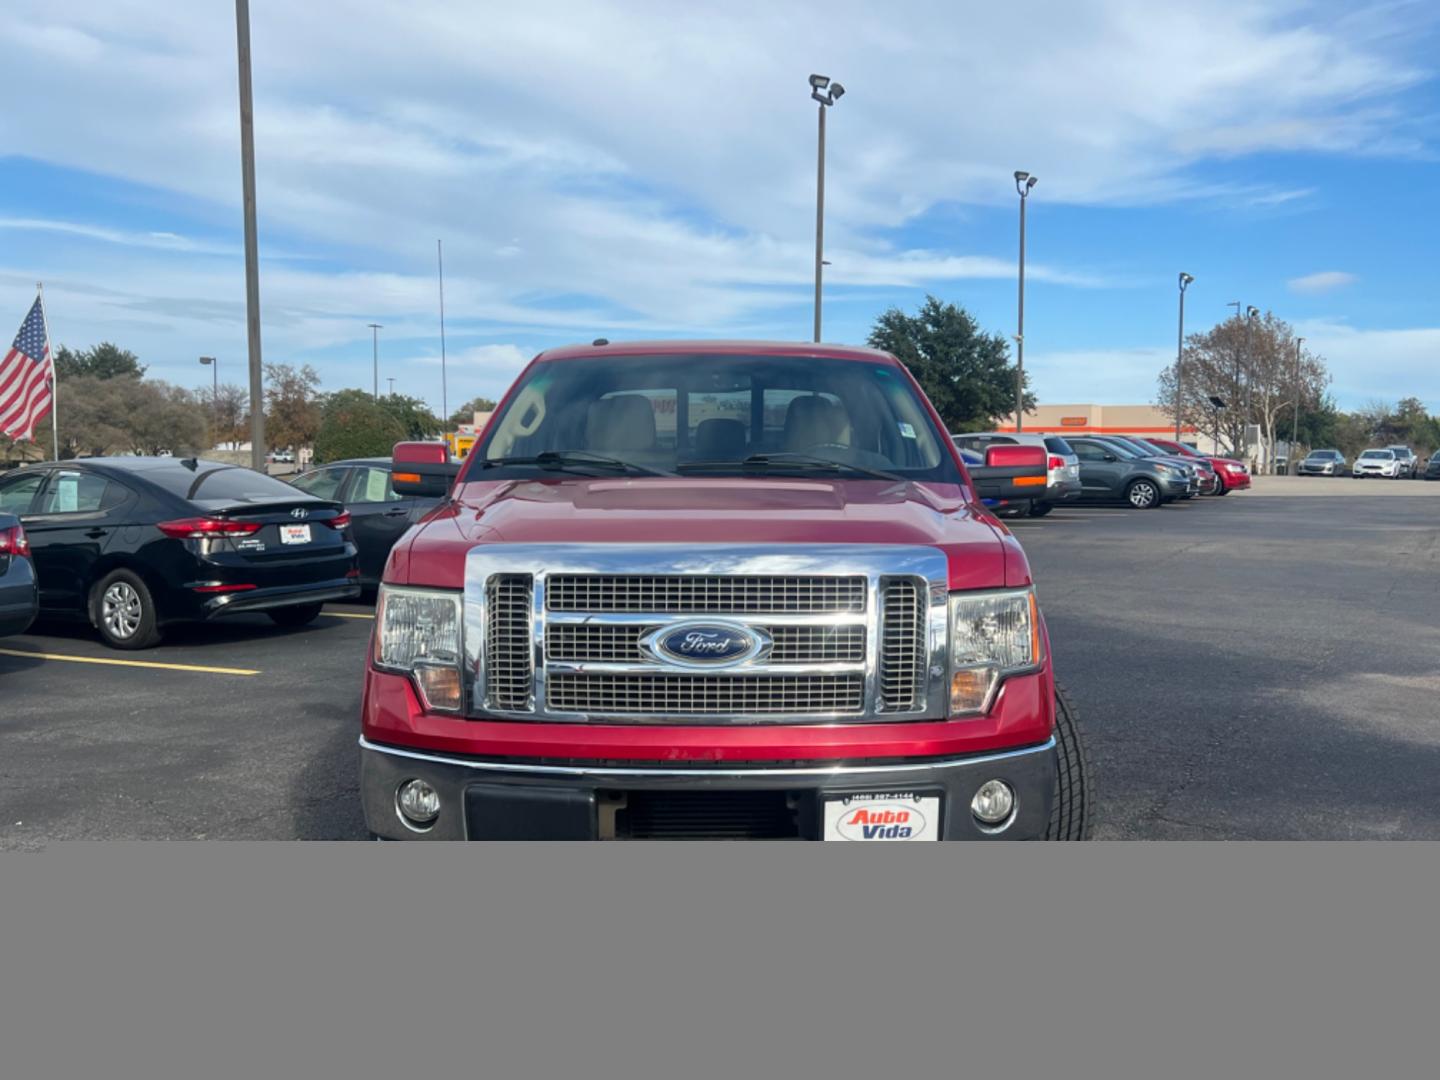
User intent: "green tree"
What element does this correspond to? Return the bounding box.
[26,377,206,457]
[867,296,1029,431]
[263,363,322,451]
[312,393,407,464]
[379,393,443,440]
[448,396,497,427]
[54,343,146,380]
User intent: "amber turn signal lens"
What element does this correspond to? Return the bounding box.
[415,665,463,712]
[950,667,996,713]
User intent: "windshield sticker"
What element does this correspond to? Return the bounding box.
[898,422,916,439]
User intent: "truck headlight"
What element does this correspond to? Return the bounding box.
[375,585,464,712]
[949,587,1042,715]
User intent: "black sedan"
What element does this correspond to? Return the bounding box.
[0,458,360,649]
[1427,453,1440,481]
[289,457,443,588]
[0,512,37,638]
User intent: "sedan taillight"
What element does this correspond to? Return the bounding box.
[0,523,29,556]
[157,518,264,539]
[324,511,352,530]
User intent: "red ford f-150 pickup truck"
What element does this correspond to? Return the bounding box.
[360,341,1090,840]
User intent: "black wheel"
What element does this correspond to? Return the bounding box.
[268,602,325,628]
[1044,683,1092,840]
[1125,478,1161,509]
[90,568,163,650]
[1028,501,1053,518]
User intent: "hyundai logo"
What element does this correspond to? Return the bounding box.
[642,622,770,669]
[290,508,309,519]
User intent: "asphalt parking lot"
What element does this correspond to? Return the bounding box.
[2,478,1437,843]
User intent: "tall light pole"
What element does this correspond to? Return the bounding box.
[1225,300,1252,456]
[1175,274,1193,440]
[1013,171,1037,431]
[1244,305,1259,463]
[809,74,845,343]
[388,377,396,399]
[199,356,218,449]
[368,323,383,400]
[234,0,265,472]
[437,238,448,423]
[1290,337,1304,473]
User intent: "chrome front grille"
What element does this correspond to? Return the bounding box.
[546,623,866,665]
[465,545,949,724]
[546,574,866,614]
[547,674,865,715]
[878,578,926,712]
[484,574,533,710]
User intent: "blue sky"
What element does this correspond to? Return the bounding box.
[2,0,1438,416]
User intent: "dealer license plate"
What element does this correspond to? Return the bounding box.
[280,524,312,545]
[822,791,941,841]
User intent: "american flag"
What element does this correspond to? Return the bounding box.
[0,296,53,442]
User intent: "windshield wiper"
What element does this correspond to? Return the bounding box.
[479,451,675,478]
[681,452,903,483]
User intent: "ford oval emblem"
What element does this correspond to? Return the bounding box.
[643,622,770,669]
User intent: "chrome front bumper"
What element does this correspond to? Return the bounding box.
[360,735,1058,841]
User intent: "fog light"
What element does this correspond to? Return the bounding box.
[971,780,1015,826]
[397,779,441,828]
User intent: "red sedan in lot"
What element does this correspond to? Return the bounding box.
[1141,437,1251,494]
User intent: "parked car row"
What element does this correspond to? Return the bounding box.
[1298,445,1430,478]
[952,432,1249,513]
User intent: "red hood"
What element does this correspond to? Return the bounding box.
[388,477,1028,591]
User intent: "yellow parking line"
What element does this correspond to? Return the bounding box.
[325,611,375,620]
[0,647,259,676]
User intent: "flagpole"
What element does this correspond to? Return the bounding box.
[37,282,57,462]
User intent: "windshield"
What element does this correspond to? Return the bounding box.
[1305,451,1336,461]
[1359,450,1393,460]
[1111,436,1165,457]
[1090,439,1142,459]
[468,354,962,482]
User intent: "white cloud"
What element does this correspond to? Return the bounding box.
[1295,320,1440,407]
[0,0,1434,405]
[1288,271,1359,294]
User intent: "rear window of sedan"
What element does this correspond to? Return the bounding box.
[144,464,320,503]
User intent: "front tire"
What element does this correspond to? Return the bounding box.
[91,569,163,650]
[1044,684,1092,840]
[268,602,325,628]
[1126,478,1161,509]
[1028,501,1053,518]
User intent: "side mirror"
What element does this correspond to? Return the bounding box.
[1103,452,1118,462]
[967,444,1048,502]
[391,442,460,498]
